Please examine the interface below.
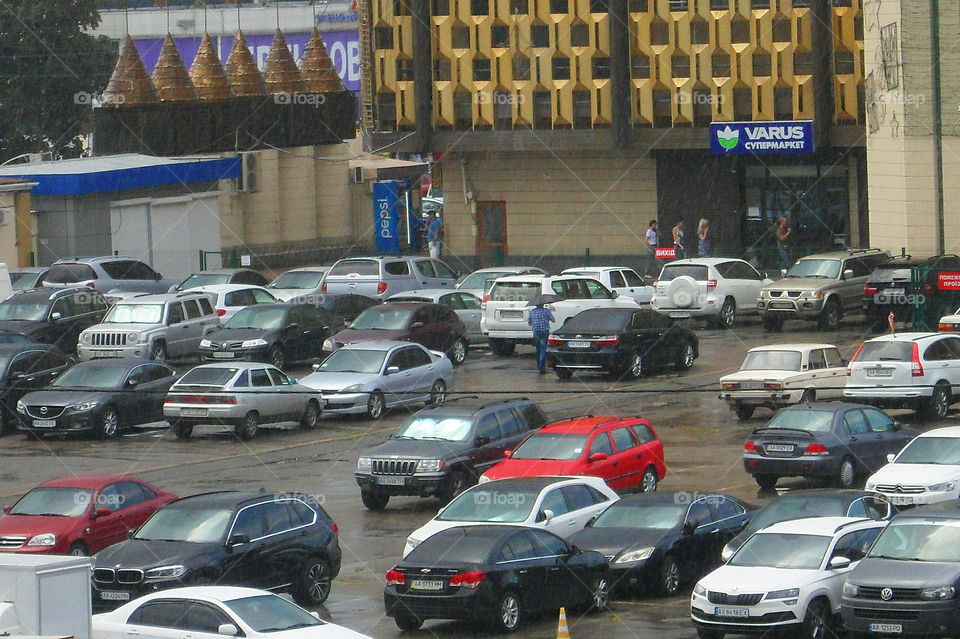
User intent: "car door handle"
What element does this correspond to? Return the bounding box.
[850,437,858,442]
[519,569,529,574]
[710,529,720,534]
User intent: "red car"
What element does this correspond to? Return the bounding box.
[0,475,176,556]
[480,416,667,493]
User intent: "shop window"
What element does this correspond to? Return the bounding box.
[531,24,550,47]
[473,58,491,81]
[631,55,651,78]
[533,91,552,128]
[590,0,608,12]
[653,89,672,127]
[794,51,815,75]
[377,92,397,129]
[375,27,394,49]
[394,0,411,15]
[733,87,752,120]
[691,20,709,44]
[433,58,451,81]
[650,20,669,45]
[592,57,611,79]
[573,90,591,127]
[628,0,647,10]
[834,50,855,75]
[454,91,473,129]
[552,57,571,80]
[731,18,750,44]
[774,87,793,119]
[570,23,589,46]
[511,0,528,13]
[492,25,510,47]
[452,26,470,48]
[471,0,489,15]
[671,55,690,78]
[693,90,712,126]
[752,53,771,77]
[396,59,414,81]
[712,54,731,77]
[494,93,514,129]
[550,0,568,13]
[772,20,791,42]
[513,55,531,80]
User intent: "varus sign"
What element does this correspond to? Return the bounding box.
[710,121,814,155]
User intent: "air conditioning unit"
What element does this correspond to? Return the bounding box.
[237,152,260,193]
[0,209,11,226]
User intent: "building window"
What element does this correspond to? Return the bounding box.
[471,0,489,15]
[433,58,451,81]
[854,16,864,40]
[570,23,589,46]
[589,57,610,79]
[631,55,650,78]
[750,0,769,7]
[834,50,854,75]
[432,0,449,15]
[394,0,411,15]
[772,19,791,42]
[693,90,712,125]
[731,18,750,44]
[590,0,608,12]
[377,92,396,129]
[473,58,491,81]
[650,20,669,45]
[712,54,731,77]
[572,90,591,127]
[691,20,709,44]
[793,0,810,6]
[494,92,513,129]
[833,0,852,5]
[513,55,531,80]
[550,0,568,13]
[552,57,571,79]
[531,24,550,47]
[752,53,771,76]
[653,89,672,126]
[396,59,414,81]
[710,0,728,9]
[374,27,394,49]
[454,91,473,129]
[668,0,688,9]
[491,25,509,47]
[671,55,690,78]
[628,0,647,10]
[794,51,815,75]
[452,26,470,48]
[533,91,552,128]
[774,87,792,119]
[733,87,752,120]
[511,0,528,13]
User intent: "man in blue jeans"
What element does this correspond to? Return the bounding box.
[527,303,555,374]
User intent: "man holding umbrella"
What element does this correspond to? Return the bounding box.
[527,296,557,374]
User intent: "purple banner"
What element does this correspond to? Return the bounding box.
[135,31,360,93]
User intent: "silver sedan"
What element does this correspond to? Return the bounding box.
[299,340,454,419]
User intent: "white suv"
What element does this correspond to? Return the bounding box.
[864,426,960,507]
[692,517,887,639]
[844,332,960,419]
[652,258,771,328]
[561,266,654,304]
[481,275,640,356]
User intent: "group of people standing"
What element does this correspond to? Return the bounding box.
[643,218,711,277]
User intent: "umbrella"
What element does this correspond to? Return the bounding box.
[526,293,565,306]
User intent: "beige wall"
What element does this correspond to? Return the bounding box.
[0,192,18,266]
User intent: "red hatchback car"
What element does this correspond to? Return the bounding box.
[480,416,667,492]
[0,475,176,556]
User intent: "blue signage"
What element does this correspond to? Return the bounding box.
[710,121,814,155]
[373,181,400,254]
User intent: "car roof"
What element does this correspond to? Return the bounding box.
[863,332,942,342]
[332,340,421,352]
[70,358,164,371]
[166,491,264,508]
[747,343,838,352]
[0,343,58,355]
[184,362,277,372]
[562,266,633,272]
[416,396,533,417]
[617,491,710,506]
[480,476,592,491]
[538,416,643,434]
[388,289,450,299]
[8,287,87,302]
[374,302,432,310]
[52,256,135,264]
[798,249,887,260]
[468,266,543,274]
[897,502,960,519]
[189,284,269,294]
[767,489,874,502]
[284,266,330,273]
[125,586,267,603]
[110,294,182,304]
[774,401,871,413]
[40,474,149,489]
[759,516,880,536]
[914,426,960,439]
[662,258,744,266]
[191,269,258,275]
[223,303,293,313]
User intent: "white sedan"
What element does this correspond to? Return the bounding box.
[92,586,372,639]
[191,284,279,322]
[403,476,619,557]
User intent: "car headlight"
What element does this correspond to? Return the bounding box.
[928,481,956,492]
[720,544,734,561]
[323,338,335,351]
[241,339,268,348]
[416,459,444,473]
[16,400,25,413]
[69,401,99,412]
[26,533,56,547]
[843,582,859,597]
[694,583,707,597]
[199,339,212,348]
[144,565,187,581]
[921,586,955,601]
[342,384,364,393]
[765,588,800,600]
[128,332,140,344]
[357,457,372,472]
[614,547,655,564]
[81,333,92,345]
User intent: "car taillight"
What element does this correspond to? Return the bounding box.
[329,522,340,534]
[482,294,490,303]
[940,323,960,332]
[595,336,619,345]
[805,443,829,455]
[764,382,782,390]
[165,394,237,405]
[450,571,486,589]
[547,335,563,346]
[744,441,756,452]
[385,570,405,586]
[721,382,740,391]
[377,282,388,294]
[321,283,328,293]
[911,342,924,377]
[216,308,226,316]
[847,343,864,375]
[706,280,717,291]
[863,285,878,296]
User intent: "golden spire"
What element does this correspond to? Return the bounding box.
[189,33,233,101]
[226,30,267,97]
[103,36,159,106]
[263,29,306,94]
[152,34,199,101]
[300,28,345,92]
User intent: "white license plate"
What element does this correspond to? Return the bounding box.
[882,288,905,296]
[92,350,121,358]
[869,624,902,633]
[714,607,749,618]
[212,351,235,359]
[376,476,406,486]
[100,591,130,601]
[668,312,691,319]
[32,419,56,429]
[765,444,794,453]
[771,301,793,309]
[500,310,523,319]
[889,495,914,506]
[410,579,444,591]
[180,408,209,417]
[865,368,893,378]
[568,341,591,348]
[742,382,764,390]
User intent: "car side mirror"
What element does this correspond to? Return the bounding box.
[683,520,698,536]
[2,505,10,514]
[93,507,111,519]
[569,544,581,555]
[589,452,608,463]
[829,556,852,570]
[538,509,555,523]
[503,449,513,458]
[843,269,854,279]
[287,322,300,331]
[386,365,400,375]
[50,312,62,322]
[312,363,321,371]
[411,321,425,329]
[126,378,140,387]
[475,435,491,447]
[227,534,250,547]
[155,273,163,280]
[127,529,136,539]
[217,624,239,636]
[892,421,901,431]
[886,453,896,463]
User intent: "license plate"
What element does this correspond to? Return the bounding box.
[100,591,130,601]
[869,624,902,633]
[771,301,793,309]
[32,420,56,429]
[714,607,749,618]
[889,495,913,506]
[765,444,794,453]
[180,408,209,417]
[212,351,235,359]
[865,368,893,378]
[568,341,591,348]
[410,579,444,591]
[742,382,764,390]
[92,350,121,358]
[668,312,691,319]
[376,476,406,486]
[500,310,523,319]
[882,288,905,296]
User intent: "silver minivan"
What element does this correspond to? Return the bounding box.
[322,257,459,300]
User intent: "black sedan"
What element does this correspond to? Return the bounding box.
[15,359,177,439]
[92,491,341,610]
[547,308,698,380]
[315,293,381,326]
[743,402,918,490]
[384,525,608,633]
[198,303,336,369]
[568,492,753,596]
[0,343,72,434]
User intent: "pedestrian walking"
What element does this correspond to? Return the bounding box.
[775,217,792,270]
[528,302,555,374]
[644,220,659,278]
[697,218,710,257]
[672,220,686,259]
[427,211,443,259]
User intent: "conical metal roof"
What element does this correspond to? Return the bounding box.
[263,29,306,94]
[189,33,233,101]
[300,28,345,92]
[103,36,159,106]
[152,34,199,101]
[226,30,267,97]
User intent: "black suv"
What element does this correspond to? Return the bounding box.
[547,308,698,380]
[356,397,548,510]
[841,502,960,638]
[0,343,72,433]
[92,491,341,610]
[863,253,960,331]
[0,287,109,354]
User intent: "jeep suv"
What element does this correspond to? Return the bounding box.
[322,256,460,300]
[355,397,548,510]
[759,248,890,331]
[0,287,109,354]
[78,293,219,362]
[43,256,177,293]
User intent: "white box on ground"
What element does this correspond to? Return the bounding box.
[0,555,91,639]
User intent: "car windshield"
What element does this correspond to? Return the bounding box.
[348,307,413,330]
[786,259,841,279]
[561,310,632,333]
[394,417,473,441]
[437,486,540,522]
[490,282,541,302]
[315,348,387,374]
[52,365,126,389]
[741,350,802,371]
[763,410,835,433]
[225,307,287,330]
[511,433,587,460]
[658,265,709,282]
[134,506,233,543]
[746,497,846,533]
[405,530,499,563]
[0,300,47,321]
[893,437,960,465]
[855,341,913,362]
[10,487,93,517]
[9,272,39,290]
[731,533,831,569]
[224,595,322,633]
[177,367,237,387]
[592,503,685,529]
[104,304,164,324]
[459,272,513,291]
[869,520,960,562]
[269,271,324,290]
[177,273,230,290]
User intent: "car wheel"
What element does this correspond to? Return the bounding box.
[394,613,422,632]
[489,339,516,357]
[448,338,468,366]
[761,314,783,332]
[236,412,259,440]
[172,420,193,440]
[440,470,470,503]
[676,341,696,370]
[150,341,167,363]
[556,367,573,381]
[697,629,725,639]
[734,404,755,421]
[361,490,390,510]
[590,575,610,611]
[426,379,446,407]
[628,352,644,379]
[923,383,951,420]
[299,400,321,429]
[755,475,778,490]
[718,298,736,329]
[490,591,522,632]
[800,598,835,639]
[800,389,815,403]
[292,556,332,606]
[67,542,89,557]
[817,300,841,332]
[659,556,681,596]
[269,345,286,370]
[366,390,385,419]
[837,457,857,489]
[639,466,658,493]
[96,406,120,440]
